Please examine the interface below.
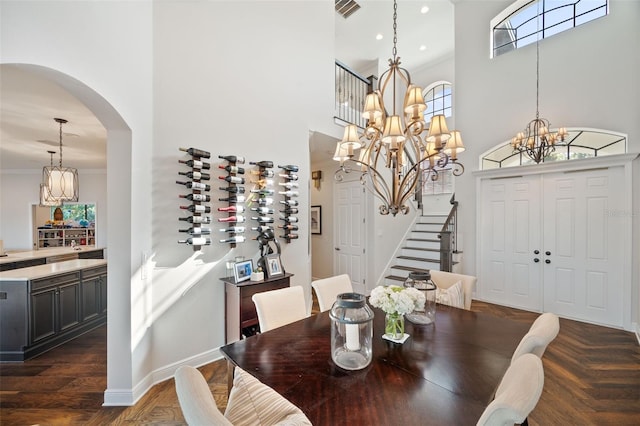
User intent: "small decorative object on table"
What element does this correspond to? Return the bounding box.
[368,285,425,344]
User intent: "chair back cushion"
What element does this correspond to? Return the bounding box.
[477,353,544,426]
[225,366,312,425]
[511,312,560,363]
[311,274,354,312]
[435,280,464,309]
[430,270,477,310]
[252,286,308,332]
[175,365,232,426]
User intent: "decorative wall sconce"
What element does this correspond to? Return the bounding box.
[312,170,322,189]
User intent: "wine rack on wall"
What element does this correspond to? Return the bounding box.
[278,164,300,242]
[217,155,247,247]
[177,147,213,250]
[249,161,275,239]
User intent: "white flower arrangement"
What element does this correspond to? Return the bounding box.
[368,285,426,315]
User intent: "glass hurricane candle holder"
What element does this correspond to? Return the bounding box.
[329,293,374,371]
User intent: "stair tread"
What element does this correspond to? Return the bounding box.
[391,265,436,272]
[402,247,442,253]
[397,255,441,261]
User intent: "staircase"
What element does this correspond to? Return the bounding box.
[384,214,450,286]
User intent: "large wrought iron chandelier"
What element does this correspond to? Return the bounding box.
[41,117,79,203]
[510,3,566,163]
[334,0,465,216]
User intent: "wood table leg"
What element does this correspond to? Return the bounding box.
[226,359,235,396]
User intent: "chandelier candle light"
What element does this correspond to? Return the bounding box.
[510,2,567,163]
[41,118,79,203]
[334,0,465,216]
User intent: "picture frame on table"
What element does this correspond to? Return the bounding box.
[234,259,253,283]
[264,254,284,279]
[310,205,322,235]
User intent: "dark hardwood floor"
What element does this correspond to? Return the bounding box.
[1,301,638,425]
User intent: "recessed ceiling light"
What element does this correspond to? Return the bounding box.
[376,33,383,40]
[419,45,427,51]
[421,6,429,14]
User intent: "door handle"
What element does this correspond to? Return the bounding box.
[534,250,539,255]
[335,247,340,251]
[534,258,540,263]
[545,259,551,264]
[545,251,551,256]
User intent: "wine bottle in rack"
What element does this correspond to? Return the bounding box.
[218,215,246,223]
[219,226,246,233]
[278,224,299,231]
[278,164,299,172]
[220,236,246,244]
[218,205,245,213]
[253,178,274,187]
[278,190,299,197]
[249,160,274,168]
[218,164,245,174]
[250,169,275,178]
[180,147,211,158]
[178,236,212,245]
[179,227,212,235]
[179,159,211,169]
[179,216,212,224]
[278,181,299,188]
[279,199,299,207]
[280,216,299,223]
[251,225,273,232]
[250,188,274,195]
[179,193,211,202]
[219,186,245,194]
[281,234,299,240]
[176,181,211,191]
[256,197,274,206]
[219,175,245,184]
[178,170,211,180]
[252,216,275,224]
[251,206,274,215]
[218,155,246,164]
[218,195,246,203]
[281,207,299,214]
[180,205,212,213]
[279,173,299,180]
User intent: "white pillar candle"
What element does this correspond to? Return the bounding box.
[345,324,360,351]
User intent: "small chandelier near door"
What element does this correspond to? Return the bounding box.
[510,3,567,164]
[42,118,79,203]
[333,0,465,216]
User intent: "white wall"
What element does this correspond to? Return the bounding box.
[1,0,334,405]
[453,0,640,326]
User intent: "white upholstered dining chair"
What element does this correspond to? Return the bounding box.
[175,365,312,425]
[511,312,560,364]
[429,270,477,310]
[252,286,308,333]
[476,353,544,426]
[311,274,353,312]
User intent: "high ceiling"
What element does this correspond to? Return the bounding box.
[0,1,454,170]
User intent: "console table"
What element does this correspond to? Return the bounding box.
[221,273,293,343]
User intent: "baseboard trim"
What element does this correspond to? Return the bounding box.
[102,347,223,406]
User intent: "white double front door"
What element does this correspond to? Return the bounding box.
[477,162,629,328]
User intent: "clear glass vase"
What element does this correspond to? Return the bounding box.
[384,312,404,339]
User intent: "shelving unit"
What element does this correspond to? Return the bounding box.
[36,228,95,249]
[217,155,247,247]
[177,147,212,250]
[278,164,300,243]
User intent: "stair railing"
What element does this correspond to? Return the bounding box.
[439,193,458,272]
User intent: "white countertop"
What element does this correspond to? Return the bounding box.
[0,259,107,281]
[0,246,102,265]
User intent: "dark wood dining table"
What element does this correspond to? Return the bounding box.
[219,304,530,425]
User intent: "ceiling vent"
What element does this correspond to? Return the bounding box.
[335,0,360,19]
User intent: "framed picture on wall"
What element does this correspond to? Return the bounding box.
[234,259,253,283]
[310,205,321,235]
